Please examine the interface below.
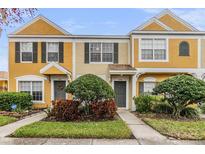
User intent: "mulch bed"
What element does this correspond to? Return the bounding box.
[0,110,43,119]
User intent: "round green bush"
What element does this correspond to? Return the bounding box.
[66,74,115,102]
[153,75,205,118]
[200,104,205,114]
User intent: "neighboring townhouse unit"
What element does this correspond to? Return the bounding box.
[8,9,205,110]
[0,71,8,92]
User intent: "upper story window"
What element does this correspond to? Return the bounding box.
[47,42,59,62]
[89,43,114,63]
[18,81,43,101]
[140,38,167,61]
[20,42,33,62]
[179,41,189,56]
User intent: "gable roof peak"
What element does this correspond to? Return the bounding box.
[10,14,71,35]
[155,9,198,32]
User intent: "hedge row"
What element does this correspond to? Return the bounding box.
[0,92,33,111]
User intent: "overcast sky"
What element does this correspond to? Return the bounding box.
[1,8,205,71]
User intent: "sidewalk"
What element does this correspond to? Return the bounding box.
[117,109,170,145]
[0,112,47,137]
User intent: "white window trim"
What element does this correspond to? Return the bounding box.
[20,42,33,63]
[139,38,169,62]
[89,42,114,64]
[16,75,46,104]
[112,78,129,110]
[46,42,59,63]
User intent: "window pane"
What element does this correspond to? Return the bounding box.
[22,52,32,61]
[91,53,101,62]
[32,81,42,101]
[19,81,31,94]
[48,52,58,62]
[21,42,32,52]
[154,49,166,60]
[141,39,153,49]
[102,43,113,62]
[90,43,101,62]
[47,42,59,52]
[154,39,166,49]
[141,49,153,60]
[103,53,113,62]
[144,82,156,93]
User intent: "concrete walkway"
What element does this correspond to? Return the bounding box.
[0,112,47,137]
[0,138,138,145]
[117,109,205,145]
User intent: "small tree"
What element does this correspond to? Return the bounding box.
[0,8,37,32]
[66,74,115,115]
[153,75,205,118]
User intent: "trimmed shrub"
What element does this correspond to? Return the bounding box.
[51,100,80,121]
[50,99,117,121]
[89,100,117,120]
[0,92,32,111]
[66,74,115,102]
[152,103,173,114]
[153,75,205,118]
[134,95,152,113]
[180,107,200,119]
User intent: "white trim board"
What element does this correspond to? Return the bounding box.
[10,15,71,35]
[135,17,173,31]
[40,62,71,75]
[136,68,205,73]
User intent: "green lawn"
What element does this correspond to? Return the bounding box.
[0,115,17,126]
[12,119,132,139]
[144,118,205,140]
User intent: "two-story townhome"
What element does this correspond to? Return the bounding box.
[8,9,205,111]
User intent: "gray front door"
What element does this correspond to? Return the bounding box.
[54,81,66,100]
[114,81,126,107]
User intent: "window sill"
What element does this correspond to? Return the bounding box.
[139,60,169,62]
[89,62,114,64]
[33,101,45,104]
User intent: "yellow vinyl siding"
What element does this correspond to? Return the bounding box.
[16,19,65,35]
[159,14,192,31]
[142,22,167,31]
[134,38,198,68]
[0,80,8,92]
[8,42,72,108]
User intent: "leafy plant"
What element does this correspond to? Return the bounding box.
[180,107,200,119]
[153,75,205,118]
[51,100,80,121]
[152,102,173,114]
[0,92,32,111]
[89,99,117,120]
[134,95,153,113]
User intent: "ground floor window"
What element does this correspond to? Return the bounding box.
[18,81,43,101]
[139,82,157,95]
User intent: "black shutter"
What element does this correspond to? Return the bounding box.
[41,42,46,63]
[15,42,20,63]
[59,42,64,63]
[33,42,38,63]
[114,43,118,64]
[84,43,89,63]
[139,82,144,95]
